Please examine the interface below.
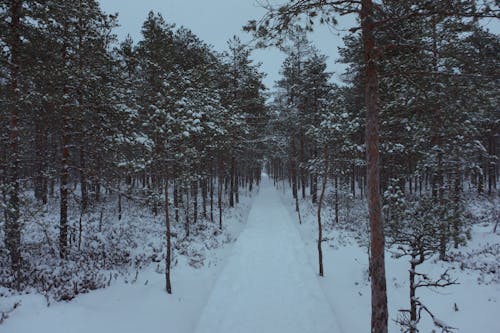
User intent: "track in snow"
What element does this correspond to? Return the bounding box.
[194,174,341,333]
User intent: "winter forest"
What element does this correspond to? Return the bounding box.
[0,0,499,332]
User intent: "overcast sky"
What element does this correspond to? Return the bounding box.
[98,1,499,90]
[98,0,355,90]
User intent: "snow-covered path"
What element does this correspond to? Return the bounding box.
[194,174,341,333]
[0,175,342,333]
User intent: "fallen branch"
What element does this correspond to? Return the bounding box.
[0,301,21,325]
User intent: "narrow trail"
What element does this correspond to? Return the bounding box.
[0,174,341,333]
[194,174,341,333]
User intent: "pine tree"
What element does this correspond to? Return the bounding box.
[1,0,24,284]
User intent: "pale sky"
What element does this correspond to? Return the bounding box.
[98,1,499,90]
[98,0,355,90]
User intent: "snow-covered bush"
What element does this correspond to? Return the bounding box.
[0,192,246,303]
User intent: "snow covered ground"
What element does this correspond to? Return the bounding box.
[282,187,500,333]
[0,231,245,333]
[194,175,341,333]
[1,175,498,333]
[1,262,219,333]
[0,193,254,333]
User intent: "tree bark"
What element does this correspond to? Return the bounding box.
[335,172,339,225]
[210,169,214,223]
[300,132,306,199]
[165,160,172,294]
[317,148,328,277]
[5,0,22,283]
[235,168,239,204]
[192,180,198,225]
[312,172,318,204]
[409,254,417,333]
[218,156,223,229]
[80,147,88,212]
[59,25,71,259]
[34,114,48,204]
[202,177,207,219]
[173,165,179,223]
[229,155,235,207]
[360,1,388,332]
[351,164,356,198]
[488,134,496,195]
[184,188,190,237]
[60,98,70,259]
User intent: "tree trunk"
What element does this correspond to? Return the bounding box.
[229,155,235,207]
[184,188,190,237]
[235,169,239,204]
[312,172,318,204]
[60,101,70,259]
[218,156,223,229]
[437,152,446,260]
[292,152,302,224]
[192,180,198,225]
[173,167,179,223]
[360,1,388,332]
[118,184,122,221]
[452,165,461,249]
[34,115,48,204]
[59,30,71,259]
[80,147,88,212]
[409,255,417,333]
[488,134,496,195]
[335,172,339,225]
[5,0,22,284]
[351,164,356,198]
[300,133,306,199]
[210,171,214,223]
[317,148,328,277]
[165,160,172,294]
[291,140,298,200]
[202,177,207,219]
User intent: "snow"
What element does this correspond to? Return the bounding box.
[0,262,220,333]
[0,195,252,333]
[1,176,498,333]
[282,185,500,333]
[194,174,341,333]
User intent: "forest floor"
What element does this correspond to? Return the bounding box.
[1,175,499,333]
[281,184,500,333]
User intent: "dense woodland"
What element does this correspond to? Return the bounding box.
[1,0,267,297]
[254,3,498,330]
[1,1,499,332]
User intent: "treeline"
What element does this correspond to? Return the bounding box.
[267,11,498,252]
[252,1,498,332]
[1,1,266,296]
